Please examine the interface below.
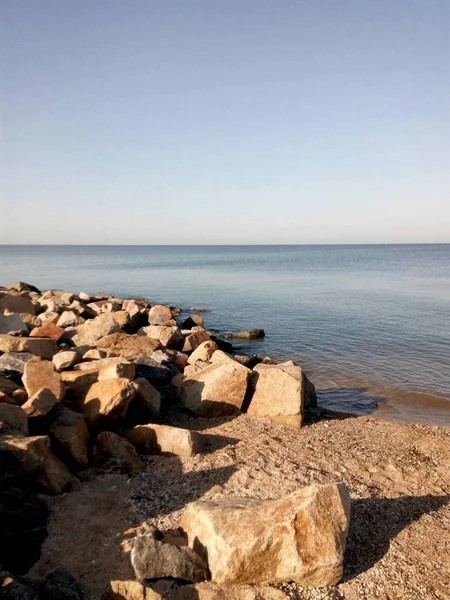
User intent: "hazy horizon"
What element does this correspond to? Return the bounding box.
[1,1,449,244]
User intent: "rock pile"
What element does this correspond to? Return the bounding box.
[0,282,348,599]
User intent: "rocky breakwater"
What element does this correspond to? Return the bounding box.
[0,281,347,600]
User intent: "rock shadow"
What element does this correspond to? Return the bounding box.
[344,494,450,581]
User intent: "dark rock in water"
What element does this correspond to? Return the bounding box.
[6,282,41,294]
[180,314,204,330]
[224,329,265,340]
[209,335,233,354]
[131,532,208,583]
[40,566,83,600]
[0,488,49,574]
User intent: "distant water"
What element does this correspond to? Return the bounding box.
[1,245,449,425]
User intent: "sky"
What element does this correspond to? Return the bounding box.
[1,0,449,244]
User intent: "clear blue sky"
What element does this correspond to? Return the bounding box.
[1,1,449,244]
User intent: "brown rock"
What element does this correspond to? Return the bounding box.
[71,313,121,347]
[94,431,144,474]
[0,293,35,315]
[49,405,90,468]
[83,348,107,360]
[30,321,65,340]
[57,310,82,328]
[0,404,28,435]
[182,330,211,353]
[21,388,57,417]
[141,325,183,349]
[61,368,99,408]
[74,357,124,371]
[187,340,218,365]
[128,424,203,457]
[97,333,160,361]
[112,310,131,328]
[181,483,351,587]
[148,304,172,326]
[131,532,207,583]
[37,311,60,325]
[23,356,64,401]
[101,580,162,600]
[83,378,137,426]
[0,335,57,359]
[246,364,315,429]
[178,361,250,417]
[52,350,79,371]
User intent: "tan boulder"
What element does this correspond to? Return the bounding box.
[141,325,183,348]
[61,368,99,408]
[148,304,172,325]
[0,312,28,335]
[97,333,160,360]
[36,310,60,325]
[184,364,202,377]
[127,424,204,457]
[52,350,79,371]
[101,580,162,600]
[174,582,289,600]
[83,378,137,426]
[178,361,250,417]
[49,405,90,468]
[57,310,82,328]
[71,313,121,346]
[130,377,161,419]
[23,356,64,401]
[82,348,106,360]
[0,404,28,435]
[74,356,124,371]
[21,388,57,417]
[182,330,211,353]
[112,309,131,328]
[0,293,35,315]
[181,483,351,587]
[30,321,65,340]
[246,364,315,428]
[94,431,144,474]
[98,360,136,381]
[0,335,57,359]
[187,340,218,365]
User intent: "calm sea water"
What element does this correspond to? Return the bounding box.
[1,245,449,424]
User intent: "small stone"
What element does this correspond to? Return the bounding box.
[52,351,79,371]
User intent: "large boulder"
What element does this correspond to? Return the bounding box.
[141,325,183,349]
[181,483,351,587]
[127,424,204,457]
[22,356,64,402]
[83,378,138,426]
[246,364,316,428]
[0,313,28,336]
[131,531,208,583]
[148,304,173,326]
[0,293,35,315]
[93,431,144,474]
[29,321,65,340]
[49,405,90,468]
[71,313,121,346]
[187,340,218,365]
[0,335,57,359]
[96,333,160,360]
[60,368,99,409]
[178,360,250,417]
[182,330,211,353]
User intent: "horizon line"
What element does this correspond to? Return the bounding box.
[1,242,450,247]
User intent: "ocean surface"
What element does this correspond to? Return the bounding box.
[1,244,449,425]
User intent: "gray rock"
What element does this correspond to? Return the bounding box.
[0,313,28,336]
[0,352,34,373]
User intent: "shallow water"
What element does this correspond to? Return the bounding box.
[1,244,449,424]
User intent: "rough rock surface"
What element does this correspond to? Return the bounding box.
[178,361,250,416]
[30,321,65,340]
[52,350,79,371]
[182,331,211,353]
[181,483,351,587]
[0,352,34,373]
[128,424,204,457]
[21,388,57,418]
[83,378,137,426]
[49,405,90,468]
[131,532,207,583]
[97,333,160,360]
[94,431,144,474]
[71,313,121,347]
[148,305,173,326]
[0,335,57,359]
[22,356,64,402]
[187,340,218,365]
[141,325,183,349]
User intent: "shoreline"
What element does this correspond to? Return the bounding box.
[1,282,449,600]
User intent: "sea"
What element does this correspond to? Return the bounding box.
[0,244,449,426]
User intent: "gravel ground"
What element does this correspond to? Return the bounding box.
[31,412,450,599]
